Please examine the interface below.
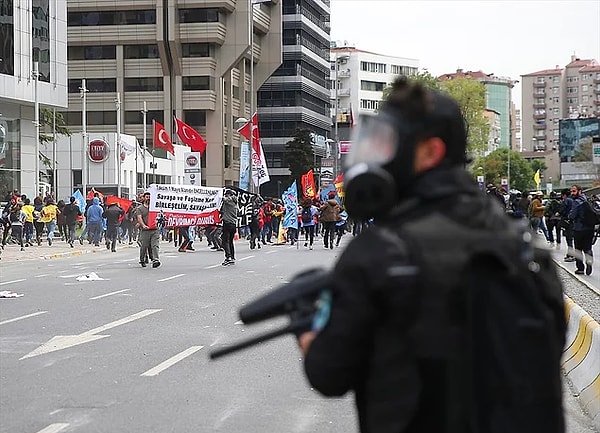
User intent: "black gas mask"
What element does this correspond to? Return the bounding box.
[344,110,420,220]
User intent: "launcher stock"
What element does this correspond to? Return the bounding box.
[209,268,331,360]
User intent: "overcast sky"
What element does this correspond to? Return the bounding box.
[330,0,600,108]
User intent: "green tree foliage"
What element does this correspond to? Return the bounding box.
[475,148,535,192]
[529,159,548,175]
[38,108,71,168]
[285,129,314,186]
[440,77,489,157]
[382,72,489,157]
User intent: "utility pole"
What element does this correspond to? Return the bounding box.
[80,79,89,198]
[334,54,339,178]
[142,101,147,190]
[249,0,255,194]
[115,92,121,197]
[52,107,57,196]
[33,61,40,197]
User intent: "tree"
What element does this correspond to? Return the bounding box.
[475,148,535,192]
[440,77,489,157]
[38,108,71,168]
[285,128,314,187]
[382,73,489,157]
[529,159,547,175]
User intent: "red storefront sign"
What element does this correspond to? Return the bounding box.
[88,139,109,162]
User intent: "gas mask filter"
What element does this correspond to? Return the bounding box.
[344,111,416,220]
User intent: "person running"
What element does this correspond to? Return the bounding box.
[39,199,60,246]
[21,198,35,247]
[319,191,342,249]
[8,202,26,251]
[103,202,124,252]
[62,196,82,247]
[300,199,318,250]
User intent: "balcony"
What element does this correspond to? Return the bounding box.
[533,113,546,120]
[594,88,600,94]
[337,69,351,78]
[533,91,546,97]
[594,76,600,84]
[533,81,546,88]
[337,88,351,97]
[533,102,546,109]
[533,144,547,152]
[533,123,546,130]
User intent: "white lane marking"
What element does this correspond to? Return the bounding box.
[34,274,49,278]
[0,279,26,286]
[64,283,84,286]
[0,311,47,326]
[59,274,83,278]
[35,424,70,433]
[237,256,254,261]
[266,250,277,255]
[90,289,130,300]
[141,346,204,377]
[157,274,185,282]
[20,309,162,359]
[204,264,221,269]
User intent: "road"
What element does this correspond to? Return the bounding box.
[0,237,597,432]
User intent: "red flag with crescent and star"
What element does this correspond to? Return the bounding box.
[153,120,174,155]
[174,117,207,155]
[236,112,261,158]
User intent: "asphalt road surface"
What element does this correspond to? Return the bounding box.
[0,237,597,432]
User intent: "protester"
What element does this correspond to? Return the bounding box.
[295,77,565,433]
[136,192,160,268]
[62,196,82,247]
[220,189,238,266]
[39,198,60,246]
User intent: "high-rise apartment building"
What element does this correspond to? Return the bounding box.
[0,0,68,197]
[521,55,600,153]
[64,0,282,191]
[256,0,331,197]
[439,69,516,151]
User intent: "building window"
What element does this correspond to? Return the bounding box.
[68,78,116,93]
[552,87,559,94]
[360,61,386,73]
[183,110,206,127]
[0,0,14,76]
[567,87,578,94]
[124,110,164,124]
[32,0,50,82]
[124,44,159,59]
[181,43,213,57]
[553,129,559,137]
[178,8,220,23]
[72,170,82,187]
[567,97,579,104]
[566,76,579,83]
[124,77,163,92]
[182,76,213,91]
[360,99,380,110]
[552,76,559,83]
[361,80,385,92]
[390,64,416,75]
[232,85,240,99]
[68,10,156,26]
[582,95,589,102]
[87,111,117,125]
[536,77,545,83]
[68,45,116,60]
[582,84,589,92]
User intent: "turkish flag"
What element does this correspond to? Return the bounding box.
[153,120,174,155]
[236,112,261,158]
[174,117,207,155]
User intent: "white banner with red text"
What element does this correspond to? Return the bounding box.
[148,184,223,228]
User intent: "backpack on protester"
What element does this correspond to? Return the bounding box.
[395,206,565,433]
[301,207,312,224]
[580,199,600,227]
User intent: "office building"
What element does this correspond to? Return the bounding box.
[0,0,68,198]
[64,0,282,195]
[256,0,331,197]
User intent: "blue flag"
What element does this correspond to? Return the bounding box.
[72,189,86,214]
[281,181,299,230]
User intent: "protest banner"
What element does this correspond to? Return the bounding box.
[148,184,223,228]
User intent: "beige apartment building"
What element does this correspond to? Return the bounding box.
[65,0,282,188]
[521,55,600,154]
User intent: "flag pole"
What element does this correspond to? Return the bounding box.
[142,101,147,190]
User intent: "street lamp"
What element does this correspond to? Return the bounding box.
[33,61,40,197]
[115,92,122,197]
[141,101,147,190]
[79,79,89,198]
[332,53,349,178]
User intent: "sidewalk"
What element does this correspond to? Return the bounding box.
[0,239,136,263]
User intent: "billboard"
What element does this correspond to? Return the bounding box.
[559,118,600,163]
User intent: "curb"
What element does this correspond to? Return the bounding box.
[554,258,600,430]
[562,297,600,430]
[1,244,137,263]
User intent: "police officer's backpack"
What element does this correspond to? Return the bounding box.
[399,204,566,433]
